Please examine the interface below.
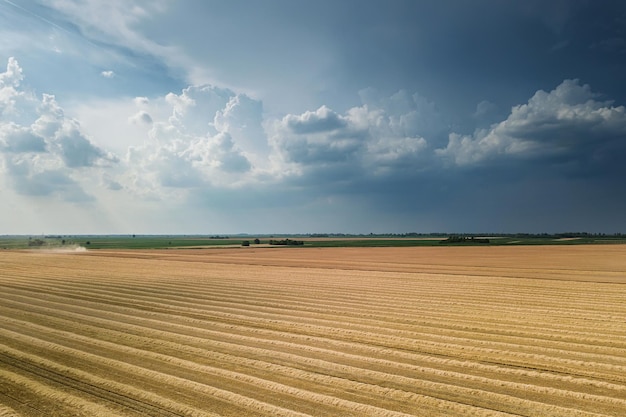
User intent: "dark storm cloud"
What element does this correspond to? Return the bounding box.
[317,0,626,134]
[277,133,364,165]
[437,79,626,172]
[3,1,626,233]
[263,73,626,233]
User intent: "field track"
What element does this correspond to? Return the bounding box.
[1,245,625,416]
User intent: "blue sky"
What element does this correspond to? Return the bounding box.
[1,0,625,234]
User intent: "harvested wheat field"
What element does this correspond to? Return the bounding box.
[1,245,626,416]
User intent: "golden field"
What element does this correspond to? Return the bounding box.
[1,245,625,416]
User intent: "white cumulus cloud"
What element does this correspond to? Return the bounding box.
[128,110,153,125]
[437,79,626,166]
[269,94,434,181]
[121,84,264,197]
[0,58,118,202]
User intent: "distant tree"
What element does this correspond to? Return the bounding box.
[241,240,250,246]
[269,238,304,246]
[439,236,489,244]
[85,241,91,245]
[253,238,260,244]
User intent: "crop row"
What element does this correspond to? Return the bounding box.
[1,249,625,416]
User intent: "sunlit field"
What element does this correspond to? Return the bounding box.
[1,245,625,416]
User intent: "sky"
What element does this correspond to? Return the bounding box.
[1,0,626,235]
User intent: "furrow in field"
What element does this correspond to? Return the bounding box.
[4,270,625,340]
[0,405,21,417]
[3,308,624,416]
[3,301,625,400]
[3,290,626,392]
[0,351,213,417]
[6,258,624,320]
[0,369,138,417]
[137,275,626,322]
[0,338,314,417]
[80,247,626,283]
[0,329,445,417]
[8,277,626,348]
[1,312,441,415]
[4,252,616,298]
[5,280,625,362]
[3,285,626,378]
[0,380,50,417]
[2,294,626,415]
[2,248,626,416]
[2,272,622,338]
